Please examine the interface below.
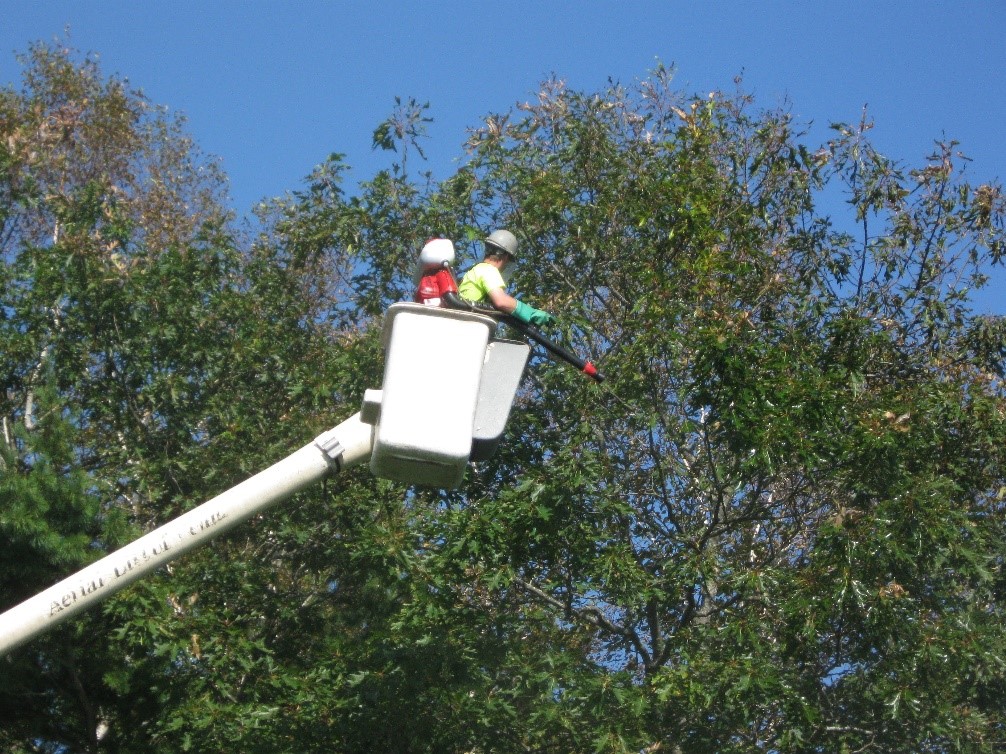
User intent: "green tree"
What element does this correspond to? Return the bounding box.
[1,42,420,754]
[4,43,1006,754]
[428,74,1006,752]
[248,70,1006,752]
[0,40,231,752]
[0,41,350,753]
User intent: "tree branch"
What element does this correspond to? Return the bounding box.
[514,576,653,669]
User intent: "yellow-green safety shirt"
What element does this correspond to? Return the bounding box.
[458,262,506,304]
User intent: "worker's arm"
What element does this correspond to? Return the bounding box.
[488,286,554,327]
[487,287,519,314]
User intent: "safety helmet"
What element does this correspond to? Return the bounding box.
[485,229,518,259]
[419,237,455,268]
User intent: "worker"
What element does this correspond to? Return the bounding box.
[457,230,554,327]
[414,237,460,307]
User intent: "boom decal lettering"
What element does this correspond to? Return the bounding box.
[47,511,228,618]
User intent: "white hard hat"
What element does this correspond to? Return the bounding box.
[419,237,455,267]
[485,229,518,259]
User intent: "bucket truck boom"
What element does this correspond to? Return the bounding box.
[0,303,528,655]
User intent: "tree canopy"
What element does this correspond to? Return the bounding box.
[2,42,1006,753]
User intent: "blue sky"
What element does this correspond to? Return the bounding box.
[3,1,1004,312]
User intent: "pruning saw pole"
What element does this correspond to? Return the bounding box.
[502,315,604,383]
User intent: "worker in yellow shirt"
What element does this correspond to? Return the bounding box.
[457,230,554,327]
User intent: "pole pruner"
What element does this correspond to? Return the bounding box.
[502,315,604,383]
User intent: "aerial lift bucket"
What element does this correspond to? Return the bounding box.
[361,303,528,488]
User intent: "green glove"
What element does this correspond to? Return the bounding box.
[527,307,555,327]
[513,300,555,327]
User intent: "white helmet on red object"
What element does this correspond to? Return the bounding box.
[419,237,455,268]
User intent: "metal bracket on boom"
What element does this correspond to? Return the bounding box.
[313,428,345,472]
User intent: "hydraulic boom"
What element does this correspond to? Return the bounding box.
[0,413,373,655]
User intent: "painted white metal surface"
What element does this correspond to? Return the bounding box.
[366,303,498,488]
[471,339,530,460]
[0,413,374,655]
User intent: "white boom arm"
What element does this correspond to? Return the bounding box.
[0,413,373,655]
[0,304,529,656]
